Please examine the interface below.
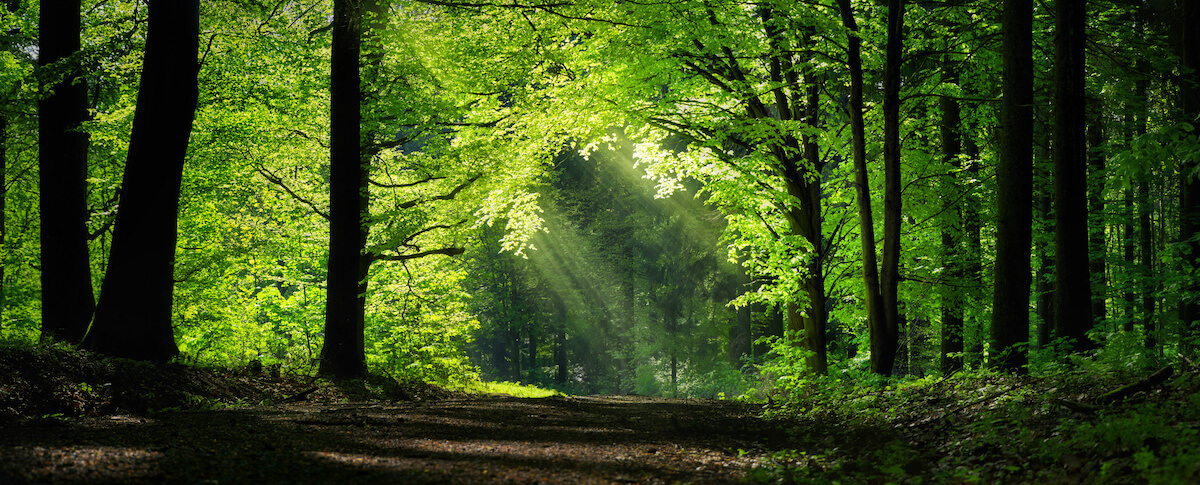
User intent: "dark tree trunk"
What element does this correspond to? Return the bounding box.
[1178,0,1200,356]
[879,0,905,375]
[992,0,1034,372]
[797,78,827,376]
[1035,128,1054,350]
[836,0,888,375]
[665,298,678,397]
[83,0,198,361]
[1052,0,1093,352]
[1135,74,1156,347]
[731,270,752,367]
[620,269,635,390]
[39,0,94,343]
[1087,114,1107,331]
[1140,176,1156,348]
[319,0,367,378]
[1036,188,1055,349]
[939,67,964,375]
[526,319,538,383]
[1122,188,1135,331]
[553,293,567,384]
[963,137,983,366]
[1,114,6,327]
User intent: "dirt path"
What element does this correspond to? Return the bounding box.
[0,395,786,484]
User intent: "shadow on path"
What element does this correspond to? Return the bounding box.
[0,395,788,484]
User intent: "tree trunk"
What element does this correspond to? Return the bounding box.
[754,9,826,375]
[836,0,888,374]
[1035,128,1054,350]
[38,0,94,343]
[1178,0,1200,357]
[798,78,827,376]
[1036,188,1055,349]
[880,0,905,375]
[731,270,752,367]
[1135,75,1156,347]
[553,293,567,384]
[526,318,538,383]
[1140,176,1156,348]
[991,0,1034,372]
[1052,0,1093,352]
[1122,188,1134,331]
[963,136,983,366]
[83,0,197,361]
[1,114,6,328]
[1088,113,1108,332]
[319,0,367,378]
[939,67,964,375]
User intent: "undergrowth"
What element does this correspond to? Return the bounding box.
[745,358,1200,484]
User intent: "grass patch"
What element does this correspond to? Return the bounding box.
[464,380,563,398]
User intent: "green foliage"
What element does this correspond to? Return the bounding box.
[466,380,561,398]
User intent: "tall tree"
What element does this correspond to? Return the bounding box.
[1052,0,1093,352]
[836,0,888,375]
[319,0,367,378]
[38,0,93,343]
[1179,0,1200,354]
[82,0,199,361]
[991,0,1034,372]
[939,61,964,375]
[1087,115,1107,329]
[879,0,905,375]
[316,0,474,378]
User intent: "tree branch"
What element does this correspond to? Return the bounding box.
[256,168,329,220]
[372,246,465,263]
[397,173,482,210]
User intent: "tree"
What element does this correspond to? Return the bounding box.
[880,0,905,375]
[82,0,199,361]
[836,0,887,376]
[991,0,1034,372]
[38,0,93,343]
[319,0,367,378]
[939,61,964,375]
[1052,0,1094,352]
[1180,0,1200,355]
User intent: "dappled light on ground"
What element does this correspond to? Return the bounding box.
[1,395,779,484]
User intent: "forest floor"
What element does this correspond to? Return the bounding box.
[0,345,784,483]
[1,345,1198,484]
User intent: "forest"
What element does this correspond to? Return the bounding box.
[2,0,1200,482]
